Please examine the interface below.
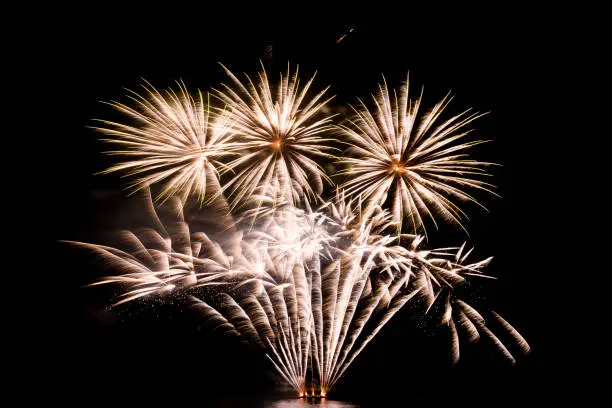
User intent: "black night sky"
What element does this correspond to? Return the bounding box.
[29,5,571,406]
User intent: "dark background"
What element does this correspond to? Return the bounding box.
[26,5,571,406]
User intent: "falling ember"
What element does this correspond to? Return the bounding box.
[336,27,355,44]
[68,64,528,398]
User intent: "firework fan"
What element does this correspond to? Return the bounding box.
[67,64,528,398]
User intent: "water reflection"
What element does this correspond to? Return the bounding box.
[199,396,362,407]
[268,399,358,408]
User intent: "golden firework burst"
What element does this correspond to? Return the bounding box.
[214,63,337,208]
[338,75,497,235]
[94,81,235,203]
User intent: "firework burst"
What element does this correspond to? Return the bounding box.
[337,75,497,235]
[214,63,336,208]
[67,64,528,398]
[94,81,235,203]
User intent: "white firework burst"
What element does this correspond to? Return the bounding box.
[338,75,497,235]
[95,81,235,203]
[214,63,336,208]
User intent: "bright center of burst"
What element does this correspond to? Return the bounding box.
[391,161,406,174]
[271,139,282,151]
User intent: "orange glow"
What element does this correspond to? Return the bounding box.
[271,139,282,151]
[391,161,406,174]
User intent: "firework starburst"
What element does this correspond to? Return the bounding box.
[95,82,235,203]
[338,75,497,235]
[215,63,336,208]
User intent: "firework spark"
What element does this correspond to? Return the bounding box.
[337,75,497,235]
[94,81,235,203]
[214,63,336,208]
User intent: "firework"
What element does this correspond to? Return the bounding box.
[214,63,336,208]
[94,81,235,203]
[68,65,528,398]
[337,75,497,235]
[69,188,527,396]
